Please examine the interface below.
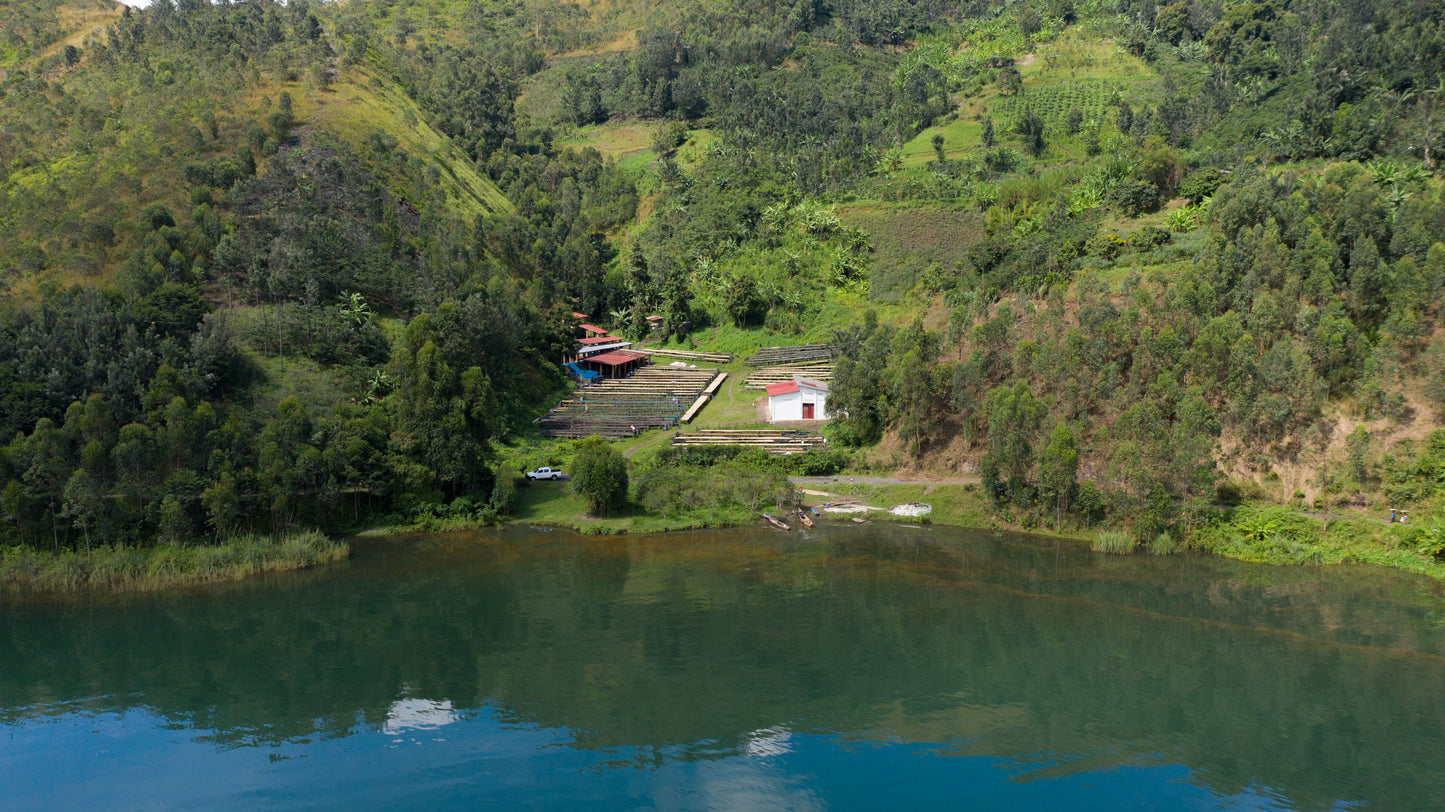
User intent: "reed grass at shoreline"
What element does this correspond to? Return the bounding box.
[1,532,350,595]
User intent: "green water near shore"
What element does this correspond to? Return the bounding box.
[4,523,1444,809]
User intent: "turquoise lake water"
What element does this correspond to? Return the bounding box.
[5,524,1445,809]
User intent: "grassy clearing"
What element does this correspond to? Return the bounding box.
[0,531,348,595]
[554,29,639,59]
[555,120,655,159]
[242,350,357,420]
[838,202,984,303]
[314,68,512,215]
[1030,38,1154,84]
[794,482,993,528]
[688,371,768,429]
[508,479,756,534]
[36,3,122,64]
[900,31,1155,169]
[514,54,604,123]
[902,116,985,166]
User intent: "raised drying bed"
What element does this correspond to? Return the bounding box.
[637,348,735,364]
[539,367,723,439]
[743,344,834,366]
[742,365,834,390]
[670,428,827,455]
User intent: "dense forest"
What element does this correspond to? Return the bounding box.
[2,0,1444,569]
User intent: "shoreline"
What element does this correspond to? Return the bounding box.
[0,532,350,598]
[6,487,1441,597]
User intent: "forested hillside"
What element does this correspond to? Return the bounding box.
[2,0,1444,570]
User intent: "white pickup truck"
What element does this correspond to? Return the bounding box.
[525,466,564,481]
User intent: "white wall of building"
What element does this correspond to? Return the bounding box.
[768,386,828,421]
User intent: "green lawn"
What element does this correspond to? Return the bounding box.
[902,116,985,166]
[508,477,755,533]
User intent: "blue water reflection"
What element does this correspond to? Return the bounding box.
[4,702,1322,810]
[3,525,1436,809]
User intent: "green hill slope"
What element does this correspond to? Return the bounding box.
[2,0,1445,577]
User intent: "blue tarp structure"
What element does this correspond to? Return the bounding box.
[565,362,601,381]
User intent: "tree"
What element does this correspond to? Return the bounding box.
[1347,426,1371,489]
[998,65,1022,96]
[201,470,241,536]
[61,469,102,554]
[1039,422,1078,528]
[572,437,628,516]
[931,134,946,164]
[1017,108,1046,157]
[1017,7,1041,38]
[23,419,73,550]
[982,381,1045,505]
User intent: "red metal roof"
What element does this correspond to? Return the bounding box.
[579,324,608,334]
[585,350,648,366]
[571,311,589,319]
[766,381,800,396]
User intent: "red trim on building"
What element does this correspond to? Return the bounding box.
[765,381,800,396]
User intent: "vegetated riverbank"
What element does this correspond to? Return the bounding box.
[780,477,1445,579]
[390,457,1445,580]
[0,532,349,596]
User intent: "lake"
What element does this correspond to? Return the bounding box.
[4,524,1445,810]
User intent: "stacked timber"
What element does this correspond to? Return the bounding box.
[637,348,734,364]
[539,367,723,439]
[744,344,834,366]
[742,365,834,390]
[670,428,827,455]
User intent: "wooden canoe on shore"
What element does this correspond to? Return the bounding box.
[762,513,791,531]
[798,510,815,528]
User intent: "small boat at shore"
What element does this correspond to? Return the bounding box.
[762,513,791,531]
[798,510,815,528]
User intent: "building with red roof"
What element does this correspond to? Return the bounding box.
[767,376,829,422]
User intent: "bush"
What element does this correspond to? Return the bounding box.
[1110,179,1162,216]
[571,437,629,516]
[792,447,849,476]
[1131,225,1171,251]
[491,473,517,515]
[1179,168,1223,202]
[1149,532,1181,555]
[1092,530,1138,554]
[1215,480,1243,505]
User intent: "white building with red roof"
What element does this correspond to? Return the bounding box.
[766,376,830,422]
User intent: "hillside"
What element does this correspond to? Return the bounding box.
[2,0,1445,576]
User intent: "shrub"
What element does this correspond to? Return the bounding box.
[1179,168,1223,202]
[571,437,629,516]
[1149,532,1181,555]
[1093,530,1138,554]
[1215,480,1243,505]
[491,473,517,515]
[1131,226,1171,251]
[1110,179,1162,216]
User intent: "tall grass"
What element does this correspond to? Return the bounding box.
[0,532,349,595]
[1188,504,1445,579]
[1092,530,1138,554]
